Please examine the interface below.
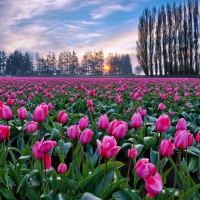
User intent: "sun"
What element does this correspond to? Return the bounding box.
[103,65,110,73]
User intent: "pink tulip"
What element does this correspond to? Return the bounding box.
[57,163,67,174]
[87,99,93,107]
[97,136,121,159]
[145,173,163,196]
[108,119,118,135]
[176,118,187,131]
[57,110,68,125]
[169,111,174,116]
[88,106,94,113]
[0,105,13,121]
[44,153,51,169]
[78,116,88,129]
[0,125,10,140]
[98,114,109,130]
[130,113,143,129]
[32,141,44,160]
[34,104,48,122]
[158,103,166,111]
[135,158,157,179]
[126,108,131,114]
[67,124,79,139]
[70,98,75,103]
[27,121,37,133]
[17,107,28,120]
[138,97,142,102]
[80,129,93,144]
[187,133,194,147]
[40,102,49,117]
[160,139,175,157]
[174,130,188,149]
[128,148,137,159]
[155,115,170,133]
[196,132,200,143]
[112,121,128,139]
[38,138,57,154]
[19,100,24,106]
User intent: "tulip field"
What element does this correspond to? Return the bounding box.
[0,77,200,200]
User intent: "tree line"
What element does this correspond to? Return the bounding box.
[0,49,133,76]
[136,0,199,76]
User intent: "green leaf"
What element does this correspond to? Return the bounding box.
[181,112,191,122]
[43,123,53,132]
[168,157,183,189]
[185,183,200,200]
[55,193,71,200]
[50,128,60,139]
[150,148,158,166]
[0,185,17,200]
[188,157,197,172]
[80,192,101,200]
[56,140,72,159]
[25,184,40,200]
[162,167,172,185]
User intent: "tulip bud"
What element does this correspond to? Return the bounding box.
[174,130,188,149]
[130,113,143,129]
[0,105,13,121]
[27,121,37,133]
[128,148,137,159]
[34,104,48,122]
[78,116,88,130]
[158,103,166,111]
[176,118,187,131]
[57,163,67,174]
[155,115,170,133]
[196,131,200,143]
[160,139,175,157]
[80,129,93,144]
[98,114,109,130]
[17,107,28,120]
[87,99,93,107]
[67,124,79,139]
[57,110,68,125]
[0,125,10,140]
[112,121,128,139]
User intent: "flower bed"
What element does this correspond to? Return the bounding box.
[0,77,200,200]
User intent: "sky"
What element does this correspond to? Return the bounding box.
[0,0,186,69]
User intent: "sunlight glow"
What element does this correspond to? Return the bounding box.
[103,65,110,73]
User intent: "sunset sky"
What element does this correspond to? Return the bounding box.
[0,0,185,69]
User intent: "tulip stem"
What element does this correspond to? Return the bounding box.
[157,132,162,173]
[82,144,85,170]
[133,129,136,147]
[62,125,64,157]
[127,159,132,181]
[44,153,49,193]
[185,148,188,168]
[39,122,43,140]
[102,159,107,199]
[72,140,75,180]
[173,150,181,197]
[40,160,44,189]
[183,175,186,200]
[142,179,145,200]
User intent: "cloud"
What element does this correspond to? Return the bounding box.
[91,3,138,19]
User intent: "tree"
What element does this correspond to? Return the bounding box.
[0,50,6,75]
[136,13,149,76]
[122,54,132,75]
[134,66,143,75]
